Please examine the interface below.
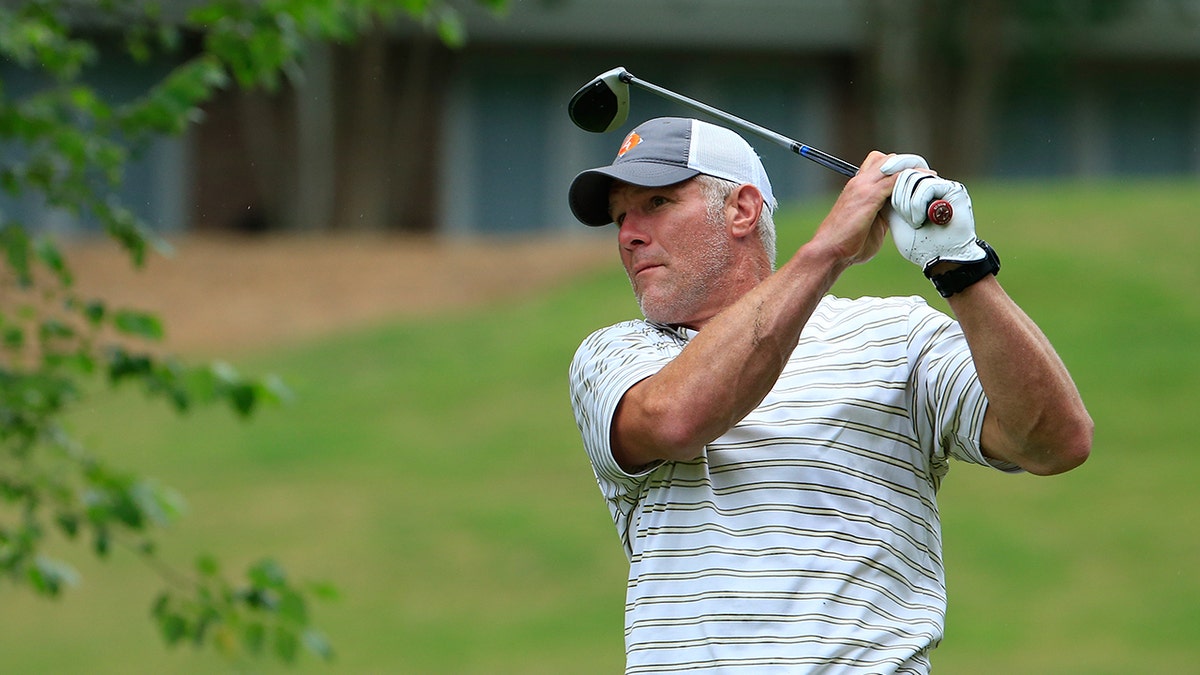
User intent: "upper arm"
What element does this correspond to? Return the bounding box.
[978,400,1092,476]
[949,279,1093,476]
[610,383,656,474]
[978,406,1024,471]
[610,374,707,474]
[569,323,689,480]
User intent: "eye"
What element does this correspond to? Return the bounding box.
[648,195,669,209]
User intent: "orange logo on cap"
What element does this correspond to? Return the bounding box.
[618,132,642,157]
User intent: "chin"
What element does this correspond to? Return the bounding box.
[636,298,666,323]
[635,282,699,325]
[638,298,686,325]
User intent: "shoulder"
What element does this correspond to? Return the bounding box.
[573,320,688,363]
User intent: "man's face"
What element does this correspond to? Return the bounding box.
[608,178,735,327]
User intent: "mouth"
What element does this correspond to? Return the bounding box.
[631,261,663,278]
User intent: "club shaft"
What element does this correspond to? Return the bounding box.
[623,72,859,178]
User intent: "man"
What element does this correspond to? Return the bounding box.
[566,117,1092,674]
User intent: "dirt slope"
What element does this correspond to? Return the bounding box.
[62,233,613,355]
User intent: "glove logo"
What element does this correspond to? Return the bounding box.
[618,132,642,158]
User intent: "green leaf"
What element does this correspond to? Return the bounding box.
[302,628,334,661]
[208,360,240,385]
[113,310,164,340]
[200,361,291,417]
[273,625,299,663]
[92,526,110,557]
[306,580,340,602]
[155,601,188,646]
[3,325,25,350]
[157,23,181,53]
[243,621,266,655]
[258,374,294,405]
[278,589,308,625]
[55,513,80,539]
[1,224,33,287]
[229,383,257,417]
[106,347,153,381]
[107,488,145,529]
[434,7,466,49]
[131,479,187,526]
[35,238,71,287]
[196,553,220,578]
[126,25,152,63]
[82,300,106,326]
[120,54,230,135]
[248,558,287,589]
[39,319,75,342]
[28,556,80,596]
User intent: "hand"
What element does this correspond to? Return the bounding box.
[886,170,983,270]
[879,153,931,176]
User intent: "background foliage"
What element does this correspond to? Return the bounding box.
[0,0,502,666]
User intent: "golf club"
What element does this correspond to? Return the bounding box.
[568,67,952,225]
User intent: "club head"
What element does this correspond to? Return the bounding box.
[568,67,631,133]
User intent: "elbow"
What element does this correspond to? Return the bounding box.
[1026,411,1094,476]
[651,416,712,462]
[612,395,710,470]
[611,419,705,473]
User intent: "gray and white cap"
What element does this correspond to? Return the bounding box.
[568,117,777,226]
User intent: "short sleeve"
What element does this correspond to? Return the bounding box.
[568,321,686,503]
[905,298,1022,473]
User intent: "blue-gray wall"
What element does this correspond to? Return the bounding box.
[0,45,189,238]
[4,1,1199,239]
[439,51,851,236]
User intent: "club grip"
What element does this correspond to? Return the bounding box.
[927,199,953,225]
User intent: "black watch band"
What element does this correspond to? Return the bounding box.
[925,240,1001,298]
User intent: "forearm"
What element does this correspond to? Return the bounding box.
[614,243,848,467]
[947,276,1093,474]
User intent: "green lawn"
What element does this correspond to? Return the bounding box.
[2,179,1197,673]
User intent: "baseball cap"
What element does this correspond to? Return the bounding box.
[568,117,777,226]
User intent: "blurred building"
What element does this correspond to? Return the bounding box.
[3,0,1199,237]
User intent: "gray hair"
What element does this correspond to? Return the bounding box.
[694,174,777,268]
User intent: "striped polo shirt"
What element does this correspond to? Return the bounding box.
[569,294,1019,674]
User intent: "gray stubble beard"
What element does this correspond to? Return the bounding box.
[633,207,734,326]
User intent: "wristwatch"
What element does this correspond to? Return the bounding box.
[925,240,1001,298]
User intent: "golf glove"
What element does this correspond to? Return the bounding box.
[886,169,984,271]
[879,153,931,176]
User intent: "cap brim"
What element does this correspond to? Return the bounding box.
[568,161,700,226]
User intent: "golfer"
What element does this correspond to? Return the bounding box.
[567,117,1091,674]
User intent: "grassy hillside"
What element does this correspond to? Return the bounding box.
[2,179,1197,673]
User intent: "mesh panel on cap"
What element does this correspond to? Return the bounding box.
[686,120,777,211]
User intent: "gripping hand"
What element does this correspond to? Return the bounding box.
[886,169,983,271]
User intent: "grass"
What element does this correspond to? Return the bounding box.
[2,178,1198,673]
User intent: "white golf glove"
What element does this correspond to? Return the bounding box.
[879,153,931,177]
[885,168,984,271]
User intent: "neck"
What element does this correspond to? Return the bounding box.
[677,254,773,331]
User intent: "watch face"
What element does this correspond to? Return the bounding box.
[984,242,1001,271]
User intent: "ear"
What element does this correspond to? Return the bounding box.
[727,184,764,241]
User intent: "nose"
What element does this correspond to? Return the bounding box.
[617,212,649,250]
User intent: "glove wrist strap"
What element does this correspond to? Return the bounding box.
[925,240,1001,298]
